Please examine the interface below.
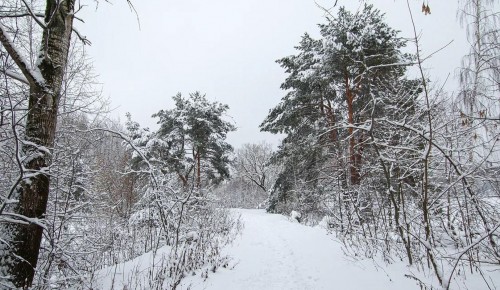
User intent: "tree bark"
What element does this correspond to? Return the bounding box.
[196,148,201,188]
[345,73,360,185]
[0,0,75,287]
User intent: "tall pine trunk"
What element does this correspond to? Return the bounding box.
[196,147,201,188]
[0,0,75,287]
[345,74,360,185]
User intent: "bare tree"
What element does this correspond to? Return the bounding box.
[235,142,278,193]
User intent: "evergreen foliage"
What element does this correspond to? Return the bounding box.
[131,92,236,188]
[262,4,418,212]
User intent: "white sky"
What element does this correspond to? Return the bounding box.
[80,0,468,148]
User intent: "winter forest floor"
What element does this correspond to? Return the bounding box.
[98,209,500,290]
[182,209,417,290]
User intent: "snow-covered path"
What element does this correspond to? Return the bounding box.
[183,209,415,290]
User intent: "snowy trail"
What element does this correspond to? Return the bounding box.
[183,209,415,290]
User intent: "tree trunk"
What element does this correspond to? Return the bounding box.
[324,98,338,144]
[0,0,75,287]
[196,148,201,188]
[345,74,360,185]
[178,172,189,187]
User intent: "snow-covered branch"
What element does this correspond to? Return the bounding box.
[0,22,45,87]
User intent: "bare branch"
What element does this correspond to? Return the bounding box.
[3,70,29,84]
[72,27,91,45]
[21,0,46,29]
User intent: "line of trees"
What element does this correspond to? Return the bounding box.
[0,1,240,288]
[260,3,500,289]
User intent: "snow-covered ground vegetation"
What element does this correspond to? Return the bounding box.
[92,207,242,290]
[96,209,500,290]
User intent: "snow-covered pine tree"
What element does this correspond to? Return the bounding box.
[262,4,415,214]
[151,92,236,189]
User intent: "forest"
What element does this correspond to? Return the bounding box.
[0,0,499,289]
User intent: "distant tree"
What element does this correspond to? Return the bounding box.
[234,142,278,193]
[458,0,500,150]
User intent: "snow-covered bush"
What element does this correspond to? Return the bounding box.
[290,211,302,223]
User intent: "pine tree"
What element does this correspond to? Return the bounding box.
[152,92,236,188]
[262,4,414,212]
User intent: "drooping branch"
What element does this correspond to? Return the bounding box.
[0,23,45,87]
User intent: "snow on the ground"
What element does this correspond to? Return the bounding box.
[95,245,172,290]
[181,209,418,290]
[96,209,500,290]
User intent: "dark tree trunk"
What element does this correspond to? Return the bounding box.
[0,0,75,287]
[196,148,201,188]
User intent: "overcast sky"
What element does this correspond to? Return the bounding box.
[80,0,468,148]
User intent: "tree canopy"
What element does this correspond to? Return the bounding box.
[144,92,236,188]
